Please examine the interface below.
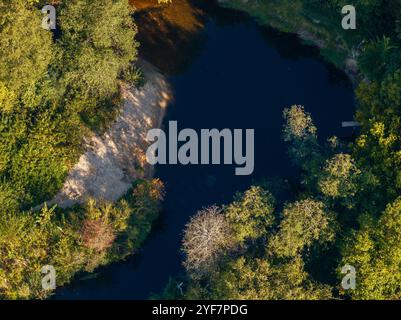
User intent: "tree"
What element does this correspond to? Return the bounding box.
[180,187,334,300]
[318,153,361,208]
[0,179,165,299]
[182,206,233,278]
[208,255,332,300]
[224,186,275,244]
[354,71,401,207]
[268,199,336,258]
[0,0,53,105]
[0,205,84,299]
[340,198,401,299]
[81,200,117,253]
[58,0,138,105]
[0,82,17,113]
[283,105,317,142]
[0,0,154,300]
[358,37,397,81]
[282,105,322,175]
[0,181,20,213]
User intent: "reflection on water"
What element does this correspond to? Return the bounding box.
[133,0,206,74]
[131,0,252,75]
[130,0,162,11]
[55,0,355,300]
[132,0,354,86]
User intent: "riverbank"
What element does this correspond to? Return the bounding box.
[55,2,355,299]
[217,0,362,85]
[0,58,172,299]
[42,60,172,209]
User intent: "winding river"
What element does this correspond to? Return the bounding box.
[56,0,355,299]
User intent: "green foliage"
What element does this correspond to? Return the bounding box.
[177,91,399,300]
[340,198,401,299]
[180,185,334,300]
[113,179,165,259]
[0,205,83,299]
[283,105,317,142]
[0,0,139,207]
[0,180,164,299]
[354,71,401,207]
[58,0,138,104]
[0,181,20,213]
[218,1,401,301]
[282,105,322,173]
[0,0,150,300]
[208,255,332,300]
[358,37,398,81]
[268,199,336,258]
[225,186,275,244]
[0,1,54,94]
[318,153,361,208]
[0,78,82,207]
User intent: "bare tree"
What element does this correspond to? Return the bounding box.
[182,206,233,277]
[82,218,116,252]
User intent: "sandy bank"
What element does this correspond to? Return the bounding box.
[42,60,172,209]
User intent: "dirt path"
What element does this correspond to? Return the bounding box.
[43,60,172,209]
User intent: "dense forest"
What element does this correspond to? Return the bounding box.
[1,0,401,300]
[0,0,164,299]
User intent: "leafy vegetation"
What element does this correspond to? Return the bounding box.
[165,0,401,300]
[0,179,164,299]
[2,0,401,301]
[0,0,138,208]
[169,183,335,300]
[0,0,166,299]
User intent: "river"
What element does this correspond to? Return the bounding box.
[55,0,355,299]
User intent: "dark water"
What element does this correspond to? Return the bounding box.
[55,2,354,299]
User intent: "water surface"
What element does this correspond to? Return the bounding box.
[56,0,355,299]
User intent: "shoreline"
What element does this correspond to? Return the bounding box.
[39,59,172,209]
[217,0,361,86]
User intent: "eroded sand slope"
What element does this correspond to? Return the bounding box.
[45,61,172,209]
